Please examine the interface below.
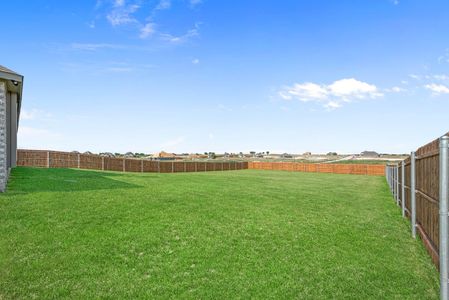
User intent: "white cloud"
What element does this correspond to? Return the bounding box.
[192,58,200,64]
[107,3,140,26]
[190,0,202,6]
[408,74,421,80]
[114,0,125,7]
[388,86,406,93]
[434,74,449,81]
[425,83,449,95]
[139,22,156,39]
[71,43,126,51]
[18,126,62,149]
[328,78,382,99]
[438,49,449,64]
[279,78,382,109]
[160,23,200,43]
[156,0,171,10]
[160,136,185,150]
[20,109,52,121]
[104,66,133,73]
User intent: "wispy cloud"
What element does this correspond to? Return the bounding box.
[139,22,156,39]
[192,58,200,64]
[279,78,382,110]
[408,74,421,80]
[160,23,200,43]
[21,109,53,121]
[160,136,186,150]
[71,43,127,51]
[106,1,140,26]
[433,74,449,81]
[155,0,171,10]
[18,126,62,149]
[190,0,202,7]
[438,49,449,64]
[387,86,406,93]
[99,0,201,43]
[425,83,449,95]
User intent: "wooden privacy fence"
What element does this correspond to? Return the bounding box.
[248,161,385,176]
[17,149,387,176]
[17,149,248,173]
[386,133,447,270]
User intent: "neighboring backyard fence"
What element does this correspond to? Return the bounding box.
[249,161,385,176]
[17,149,386,176]
[17,150,248,173]
[386,133,449,300]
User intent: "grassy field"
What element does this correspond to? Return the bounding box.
[0,167,439,299]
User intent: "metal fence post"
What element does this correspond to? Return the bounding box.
[411,151,416,239]
[440,136,449,300]
[392,165,396,202]
[396,165,400,206]
[401,160,405,217]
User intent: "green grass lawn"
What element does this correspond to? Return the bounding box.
[0,167,439,299]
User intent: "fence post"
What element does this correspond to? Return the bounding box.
[396,165,400,206]
[385,165,391,189]
[123,159,126,172]
[392,165,396,201]
[158,161,160,173]
[440,136,449,300]
[47,151,50,168]
[77,154,80,169]
[141,159,144,173]
[401,160,405,217]
[411,151,416,239]
[102,157,105,171]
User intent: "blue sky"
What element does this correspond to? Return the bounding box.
[3,0,449,154]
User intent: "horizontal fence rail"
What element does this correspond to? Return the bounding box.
[248,161,385,176]
[386,132,449,300]
[17,149,248,173]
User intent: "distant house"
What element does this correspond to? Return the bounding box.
[100,152,115,157]
[124,152,134,158]
[360,151,380,158]
[303,152,312,156]
[281,153,293,159]
[152,151,176,160]
[0,65,23,192]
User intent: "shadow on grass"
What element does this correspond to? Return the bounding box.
[5,167,142,194]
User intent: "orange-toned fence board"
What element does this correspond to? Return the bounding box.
[248,161,385,176]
